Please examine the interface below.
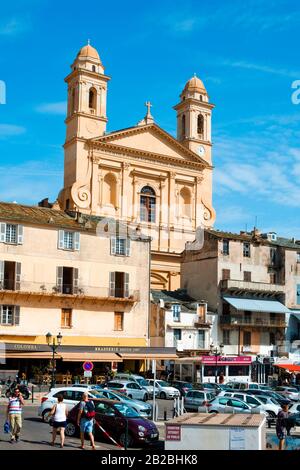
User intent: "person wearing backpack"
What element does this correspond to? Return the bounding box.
[77,392,96,450]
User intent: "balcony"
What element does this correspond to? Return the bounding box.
[220,279,285,295]
[220,315,287,328]
[0,280,139,306]
[194,317,212,328]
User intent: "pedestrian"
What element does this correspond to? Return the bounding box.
[49,393,68,448]
[6,387,24,443]
[77,392,96,450]
[276,402,290,450]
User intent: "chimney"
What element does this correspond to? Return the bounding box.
[197,301,207,322]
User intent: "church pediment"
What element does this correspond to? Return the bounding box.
[92,124,209,168]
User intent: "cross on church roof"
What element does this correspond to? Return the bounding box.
[145,101,152,117]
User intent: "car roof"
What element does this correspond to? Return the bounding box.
[108,380,133,385]
[50,387,93,392]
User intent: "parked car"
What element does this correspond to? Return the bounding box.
[244,389,292,407]
[65,398,159,447]
[199,396,265,414]
[184,390,215,411]
[112,374,158,398]
[287,402,300,414]
[106,381,148,401]
[274,386,299,401]
[226,382,266,391]
[145,379,180,399]
[219,391,281,418]
[193,383,222,394]
[96,389,152,418]
[38,386,103,421]
[170,381,193,397]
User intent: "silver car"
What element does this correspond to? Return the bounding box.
[184,390,215,412]
[146,380,180,399]
[106,380,148,401]
[113,374,158,398]
[97,389,152,418]
[200,396,264,414]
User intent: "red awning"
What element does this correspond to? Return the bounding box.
[276,364,300,372]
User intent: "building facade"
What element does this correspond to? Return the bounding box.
[58,43,216,290]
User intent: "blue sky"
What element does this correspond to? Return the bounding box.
[0,0,300,237]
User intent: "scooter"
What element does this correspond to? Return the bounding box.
[5,381,31,399]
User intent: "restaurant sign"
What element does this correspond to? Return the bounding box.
[200,356,252,365]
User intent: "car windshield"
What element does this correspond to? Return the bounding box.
[108,383,124,388]
[114,403,140,418]
[89,391,104,398]
[136,379,148,386]
[157,380,170,387]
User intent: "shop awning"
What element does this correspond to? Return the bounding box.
[276,364,300,372]
[60,352,122,362]
[120,353,178,360]
[223,296,290,314]
[0,351,54,359]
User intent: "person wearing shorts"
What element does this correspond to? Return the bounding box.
[276,402,289,450]
[77,392,95,450]
[49,393,68,448]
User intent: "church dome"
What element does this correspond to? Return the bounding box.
[77,43,101,62]
[184,75,207,94]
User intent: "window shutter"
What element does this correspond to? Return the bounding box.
[15,262,21,290]
[74,232,80,251]
[124,273,129,298]
[73,268,79,294]
[14,306,20,325]
[126,238,131,257]
[17,225,24,244]
[56,267,63,293]
[109,272,115,296]
[0,223,6,243]
[297,284,300,305]
[111,237,116,255]
[0,260,4,289]
[58,230,65,249]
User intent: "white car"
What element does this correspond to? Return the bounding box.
[113,374,159,398]
[219,391,281,418]
[38,386,102,421]
[199,396,266,415]
[146,379,180,399]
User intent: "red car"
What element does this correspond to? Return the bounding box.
[65,398,159,448]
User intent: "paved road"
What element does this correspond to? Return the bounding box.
[0,404,166,451]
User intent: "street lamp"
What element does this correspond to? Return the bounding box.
[210,342,224,384]
[46,332,63,390]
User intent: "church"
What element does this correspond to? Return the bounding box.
[58,43,216,290]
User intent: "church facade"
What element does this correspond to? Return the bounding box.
[59,43,216,290]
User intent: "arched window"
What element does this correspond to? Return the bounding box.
[92,65,96,72]
[89,87,97,110]
[181,114,186,139]
[197,114,204,136]
[180,187,192,218]
[103,173,117,207]
[70,88,75,115]
[140,186,156,223]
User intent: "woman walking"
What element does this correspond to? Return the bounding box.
[49,393,68,448]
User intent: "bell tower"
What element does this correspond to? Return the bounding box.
[173,74,214,165]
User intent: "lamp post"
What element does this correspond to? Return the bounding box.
[210,342,224,384]
[46,332,63,390]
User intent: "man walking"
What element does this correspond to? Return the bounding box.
[77,392,96,450]
[6,387,24,443]
[276,402,290,450]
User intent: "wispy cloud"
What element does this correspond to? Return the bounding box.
[0,124,26,139]
[0,18,29,36]
[221,60,300,79]
[36,101,66,115]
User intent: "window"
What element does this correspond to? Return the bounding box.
[243,331,251,346]
[229,399,247,409]
[172,304,181,322]
[297,252,300,263]
[270,332,276,345]
[222,240,229,255]
[246,396,259,406]
[243,271,251,282]
[222,302,230,315]
[244,311,252,324]
[197,114,204,136]
[111,237,130,256]
[114,312,124,331]
[109,272,129,298]
[219,398,229,406]
[222,269,230,280]
[92,65,96,72]
[0,305,20,325]
[173,329,182,342]
[61,308,72,328]
[228,365,249,376]
[58,230,80,251]
[223,330,230,345]
[88,87,96,109]
[243,242,251,257]
[0,223,23,245]
[270,247,277,265]
[140,186,156,223]
[194,392,204,400]
[181,114,186,139]
[270,272,276,284]
[198,330,205,348]
[56,267,79,294]
[297,284,300,305]
[70,88,75,114]
[0,261,21,290]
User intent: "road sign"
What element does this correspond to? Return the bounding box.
[83,361,94,371]
[84,370,92,378]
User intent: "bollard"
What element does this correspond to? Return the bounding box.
[31,385,34,403]
[164,410,167,421]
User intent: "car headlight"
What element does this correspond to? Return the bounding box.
[138,425,146,432]
[138,432,145,437]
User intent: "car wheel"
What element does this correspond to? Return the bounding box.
[160,392,167,399]
[209,410,218,414]
[143,393,148,402]
[128,394,133,399]
[119,432,134,448]
[42,409,52,422]
[65,422,77,437]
